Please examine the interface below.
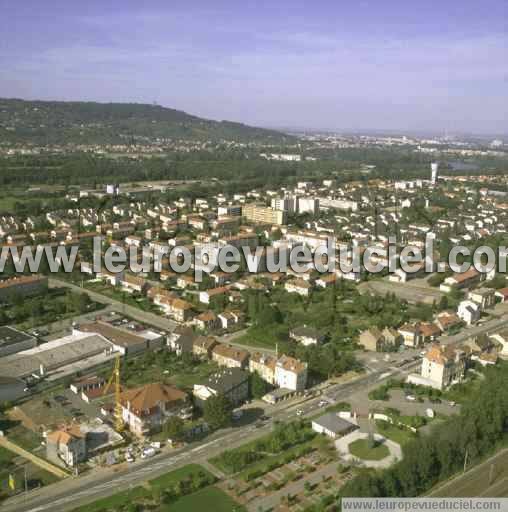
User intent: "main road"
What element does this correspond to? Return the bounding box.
[2,360,419,512]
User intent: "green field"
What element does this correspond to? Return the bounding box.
[167,486,246,512]
[349,439,390,461]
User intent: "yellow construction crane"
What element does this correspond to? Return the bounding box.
[104,354,124,432]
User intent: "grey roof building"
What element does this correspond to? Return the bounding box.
[311,412,358,438]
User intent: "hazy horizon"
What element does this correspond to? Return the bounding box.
[1,1,507,136]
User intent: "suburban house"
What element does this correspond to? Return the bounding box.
[192,336,219,359]
[408,343,468,390]
[289,326,325,346]
[489,329,508,358]
[217,310,243,330]
[419,322,442,343]
[463,334,500,365]
[249,352,277,385]
[468,287,496,310]
[193,368,249,408]
[381,327,402,347]
[440,268,482,292]
[199,286,229,305]
[457,300,481,325]
[398,323,424,348]
[154,295,194,322]
[119,383,192,436]
[46,425,87,467]
[120,273,148,294]
[435,312,462,332]
[494,287,508,303]
[284,279,312,297]
[194,311,219,331]
[358,328,385,352]
[211,344,250,369]
[274,355,308,391]
[167,326,196,355]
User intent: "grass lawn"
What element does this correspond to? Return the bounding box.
[349,439,390,461]
[169,486,246,512]
[234,325,287,349]
[375,420,416,446]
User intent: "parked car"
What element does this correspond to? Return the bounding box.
[141,447,156,458]
[296,409,304,416]
[405,395,416,402]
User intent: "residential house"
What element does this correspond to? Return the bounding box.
[285,279,312,297]
[468,287,496,310]
[217,311,242,330]
[489,329,508,358]
[249,352,277,385]
[494,287,508,303]
[457,300,481,325]
[199,286,229,305]
[289,326,325,346]
[408,343,468,390]
[194,311,219,331]
[435,312,462,332]
[440,268,482,292]
[119,383,192,436]
[192,336,218,359]
[358,328,384,352]
[120,273,148,294]
[212,344,249,369]
[167,326,196,356]
[193,368,249,408]
[381,327,402,347]
[274,355,308,391]
[419,323,442,343]
[398,323,424,348]
[46,425,87,467]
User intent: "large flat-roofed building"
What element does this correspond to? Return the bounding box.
[0,331,114,379]
[0,275,48,301]
[77,321,162,355]
[0,326,36,357]
[311,413,358,439]
[242,204,286,226]
[0,376,27,402]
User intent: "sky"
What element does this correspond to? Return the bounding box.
[1,0,507,135]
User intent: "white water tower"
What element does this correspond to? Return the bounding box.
[431,162,439,185]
